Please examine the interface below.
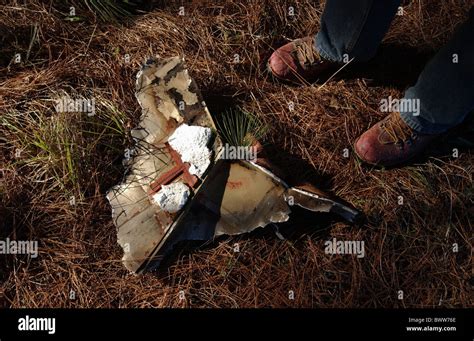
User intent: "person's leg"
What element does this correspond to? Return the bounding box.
[315,0,401,62]
[355,8,474,167]
[268,0,401,82]
[400,7,474,134]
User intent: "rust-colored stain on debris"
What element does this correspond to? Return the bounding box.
[149,143,198,195]
[226,180,243,189]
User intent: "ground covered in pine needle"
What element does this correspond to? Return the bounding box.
[0,0,472,307]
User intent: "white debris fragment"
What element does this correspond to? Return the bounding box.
[152,182,190,213]
[168,123,212,177]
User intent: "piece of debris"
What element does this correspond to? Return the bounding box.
[152,182,190,213]
[106,56,361,273]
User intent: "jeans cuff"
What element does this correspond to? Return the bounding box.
[314,33,342,63]
[399,111,449,135]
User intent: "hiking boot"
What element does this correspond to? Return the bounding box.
[267,36,337,83]
[354,112,438,166]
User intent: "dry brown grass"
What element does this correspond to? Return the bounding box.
[0,0,473,308]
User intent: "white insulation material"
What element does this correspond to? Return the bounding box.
[168,123,212,177]
[152,182,190,213]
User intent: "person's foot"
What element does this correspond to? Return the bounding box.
[267,36,338,83]
[354,112,439,166]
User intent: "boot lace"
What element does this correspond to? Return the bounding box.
[294,39,320,66]
[380,114,416,147]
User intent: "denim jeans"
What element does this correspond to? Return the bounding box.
[315,0,474,134]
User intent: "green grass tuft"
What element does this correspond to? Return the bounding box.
[216,107,268,147]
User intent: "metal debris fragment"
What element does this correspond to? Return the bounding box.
[106,56,360,273]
